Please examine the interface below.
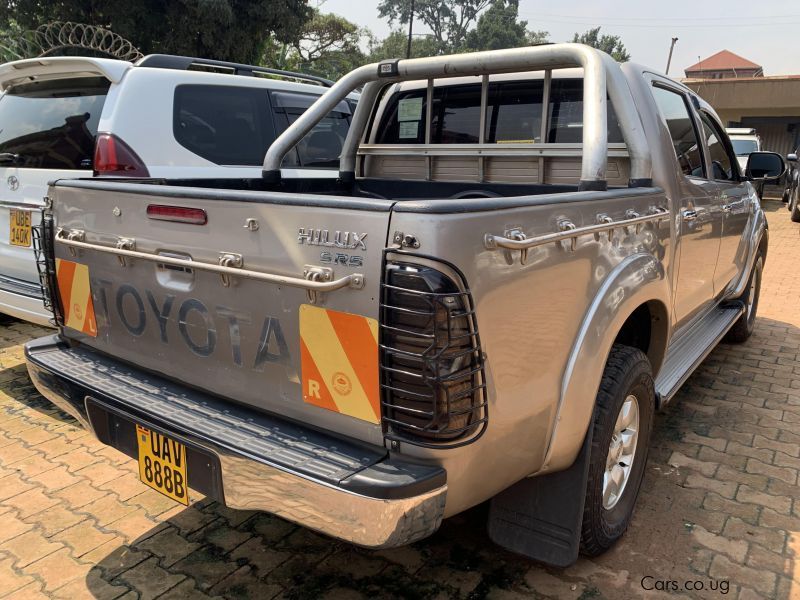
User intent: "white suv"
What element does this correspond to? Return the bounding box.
[0,54,356,325]
[726,127,762,173]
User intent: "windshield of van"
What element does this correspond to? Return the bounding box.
[731,139,758,156]
[0,77,109,169]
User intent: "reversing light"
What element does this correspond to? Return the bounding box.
[146,205,208,225]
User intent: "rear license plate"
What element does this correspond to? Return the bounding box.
[9,209,31,247]
[136,425,189,505]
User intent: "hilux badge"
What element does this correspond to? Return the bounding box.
[298,228,367,251]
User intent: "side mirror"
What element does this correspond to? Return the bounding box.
[745,151,785,181]
[788,153,798,163]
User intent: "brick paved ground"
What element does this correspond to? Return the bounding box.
[1,199,800,599]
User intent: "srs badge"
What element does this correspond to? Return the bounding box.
[299,305,379,423]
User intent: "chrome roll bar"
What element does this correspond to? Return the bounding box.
[261,43,652,189]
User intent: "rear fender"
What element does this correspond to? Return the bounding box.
[541,252,670,472]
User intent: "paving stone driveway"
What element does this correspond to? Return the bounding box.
[1,199,800,599]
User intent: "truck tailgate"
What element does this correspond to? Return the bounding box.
[49,180,393,446]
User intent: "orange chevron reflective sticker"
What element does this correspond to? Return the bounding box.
[300,305,380,423]
[56,259,97,337]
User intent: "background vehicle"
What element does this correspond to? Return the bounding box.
[0,55,355,326]
[26,44,783,567]
[726,127,761,172]
[785,149,799,220]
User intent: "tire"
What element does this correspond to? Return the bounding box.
[791,186,800,223]
[580,344,655,557]
[725,252,763,343]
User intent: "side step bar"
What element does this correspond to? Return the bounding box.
[655,305,744,403]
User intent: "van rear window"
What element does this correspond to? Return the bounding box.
[0,77,109,170]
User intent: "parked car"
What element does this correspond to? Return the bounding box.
[726,127,761,173]
[0,54,356,326]
[26,44,783,567]
[785,148,799,220]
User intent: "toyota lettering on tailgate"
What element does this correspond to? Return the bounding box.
[90,281,293,374]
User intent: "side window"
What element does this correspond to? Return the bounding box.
[650,85,705,177]
[271,91,351,169]
[698,112,737,181]
[173,85,271,166]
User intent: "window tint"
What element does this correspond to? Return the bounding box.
[699,112,736,181]
[174,85,271,166]
[0,77,109,170]
[271,92,351,168]
[650,85,704,177]
[376,78,623,145]
[547,79,624,143]
[432,84,482,143]
[487,81,544,143]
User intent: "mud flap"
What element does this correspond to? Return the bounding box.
[487,425,592,567]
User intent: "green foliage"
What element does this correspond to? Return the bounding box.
[464,0,548,52]
[571,26,630,62]
[377,0,492,52]
[366,30,439,61]
[0,0,312,64]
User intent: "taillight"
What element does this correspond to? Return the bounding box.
[94,133,150,177]
[146,205,207,225]
[380,258,487,448]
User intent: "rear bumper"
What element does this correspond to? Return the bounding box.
[25,335,447,548]
[0,285,52,327]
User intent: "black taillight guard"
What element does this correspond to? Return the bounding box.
[380,252,488,449]
[32,208,63,325]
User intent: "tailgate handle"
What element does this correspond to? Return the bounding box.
[55,228,366,295]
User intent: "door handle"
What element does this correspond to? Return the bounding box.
[682,209,698,222]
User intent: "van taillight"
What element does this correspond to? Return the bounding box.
[94,133,149,177]
[380,258,487,448]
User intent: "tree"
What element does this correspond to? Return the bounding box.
[0,0,312,65]
[464,0,548,52]
[571,27,630,62]
[377,0,492,53]
[366,30,439,61]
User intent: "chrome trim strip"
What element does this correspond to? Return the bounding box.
[54,229,366,293]
[0,200,42,210]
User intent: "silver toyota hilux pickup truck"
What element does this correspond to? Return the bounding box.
[24,44,784,566]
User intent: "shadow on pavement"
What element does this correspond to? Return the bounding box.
[85,315,800,599]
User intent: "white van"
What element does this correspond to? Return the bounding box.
[0,55,356,325]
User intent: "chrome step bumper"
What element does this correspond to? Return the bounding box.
[24,335,447,548]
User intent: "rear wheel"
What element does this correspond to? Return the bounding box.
[725,252,763,343]
[580,344,654,557]
[790,186,800,222]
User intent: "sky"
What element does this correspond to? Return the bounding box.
[319,0,800,76]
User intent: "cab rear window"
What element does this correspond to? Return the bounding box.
[376,78,624,145]
[0,77,109,170]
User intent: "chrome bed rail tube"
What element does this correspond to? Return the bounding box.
[262,43,652,188]
[54,229,365,293]
[484,207,669,255]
